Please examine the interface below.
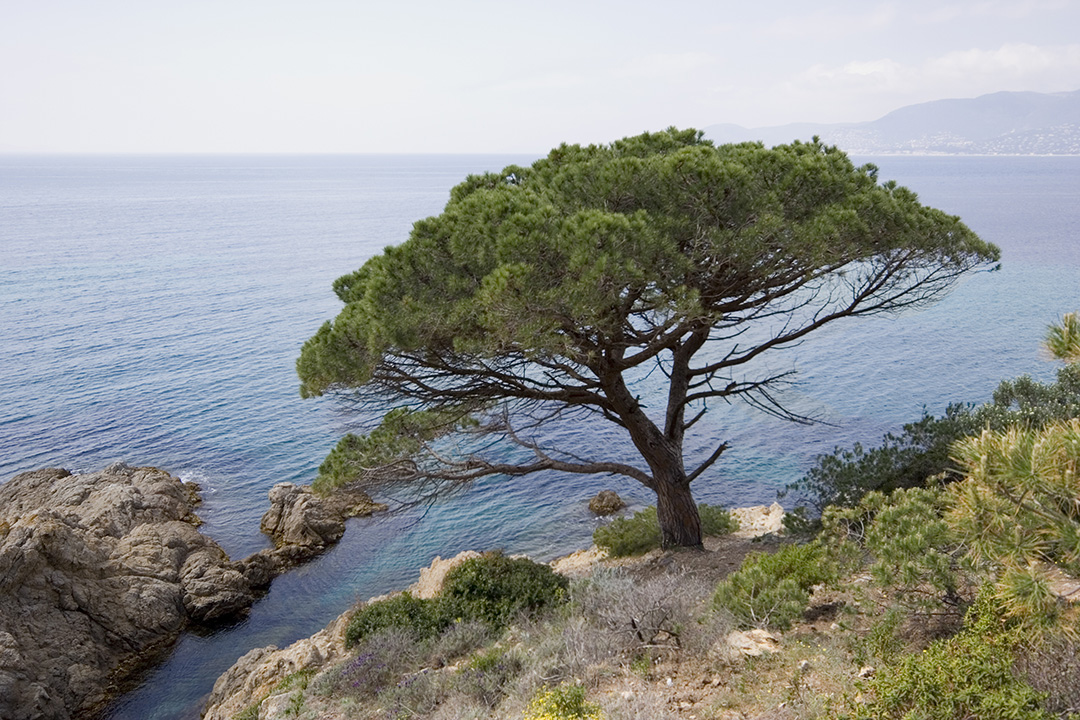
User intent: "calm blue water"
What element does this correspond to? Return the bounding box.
[1,154,1078,719]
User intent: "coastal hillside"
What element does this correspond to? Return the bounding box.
[704,89,1080,154]
[202,495,1080,720]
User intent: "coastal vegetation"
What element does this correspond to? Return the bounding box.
[227,480,1079,719]
[296,128,999,549]
[222,320,1080,719]
[592,503,736,558]
[344,552,569,648]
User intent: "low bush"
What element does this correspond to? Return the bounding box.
[454,647,523,709]
[822,487,962,612]
[328,628,424,699]
[345,553,567,648]
[786,362,1080,513]
[428,620,493,667]
[845,595,1054,720]
[593,503,734,557]
[783,405,977,513]
[523,683,602,720]
[712,541,840,630]
[859,607,906,667]
[573,568,711,655]
[593,507,661,557]
[440,552,569,629]
[344,592,448,648]
[948,420,1080,633]
[377,669,442,720]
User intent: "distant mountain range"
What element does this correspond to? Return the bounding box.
[704,89,1080,155]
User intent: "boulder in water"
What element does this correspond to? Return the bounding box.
[588,489,627,516]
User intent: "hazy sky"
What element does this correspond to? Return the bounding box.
[2,0,1078,153]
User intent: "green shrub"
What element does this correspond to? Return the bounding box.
[784,404,978,512]
[344,592,449,648]
[594,506,661,557]
[594,503,734,557]
[712,541,840,630]
[821,488,962,612]
[861,488,959,607]
[860,607,906,666]
[782,506,820,538]
[345,553,568,649]
[851,634,1053,720]
[699,503,738,536]
[847,595,1053,720]
[948,420,1080,634]
[440,551,568,628]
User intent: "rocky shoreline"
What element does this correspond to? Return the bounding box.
[0,463,782,720]
[201,503,787,720]
[0,464,383,720]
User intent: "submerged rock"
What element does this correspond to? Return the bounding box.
[0,464,260,720]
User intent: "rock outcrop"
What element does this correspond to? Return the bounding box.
[259,482,386,564]
[730,502,785,538]
[0,464,268,720]
[202,613,352,720]
[715,629,781,661]
[0,465,390,720]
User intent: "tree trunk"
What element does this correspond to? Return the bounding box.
[598,361,704,549]
[654,472,702,549]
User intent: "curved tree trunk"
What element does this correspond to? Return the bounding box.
[654,471,702,549]
[600,360,705,549]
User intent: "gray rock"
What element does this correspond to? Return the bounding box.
[201,613,350,720]
[0,467,390,720]
[0,465,258,720]
[259,482,386,564]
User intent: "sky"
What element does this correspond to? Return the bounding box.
[2,0,1078,153]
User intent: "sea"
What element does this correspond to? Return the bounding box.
[1,153,1078,719]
